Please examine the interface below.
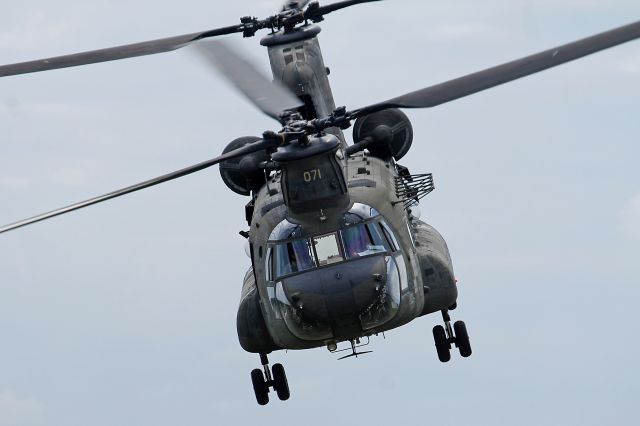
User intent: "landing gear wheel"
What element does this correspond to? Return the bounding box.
[272,363,290,401]
[251,368,269,405]
[454,321,472,357]
[433,325,451,362]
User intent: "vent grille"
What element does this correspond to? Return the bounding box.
[393,173,434,207]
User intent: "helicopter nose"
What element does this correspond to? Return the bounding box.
[281,254,388,335]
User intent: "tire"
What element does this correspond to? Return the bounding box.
[432,325,451,362]
[251,369,269,405]
[272,363,290,401]
[454,321,472,358]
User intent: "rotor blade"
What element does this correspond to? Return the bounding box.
[351,19,640,117]
[0,140,269,234]
[0,25,244,78]
[193,40,302,121]
[313,0,383,16]
[282,0,311,11]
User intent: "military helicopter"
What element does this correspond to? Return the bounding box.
[1,0,639,406]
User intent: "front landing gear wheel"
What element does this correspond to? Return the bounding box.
[454,321,472,357]
[272,363,290,401]
[251,369,269,406]
[433,325,451,362]
[250,353,292,405]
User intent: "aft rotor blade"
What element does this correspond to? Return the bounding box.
[351,20,640,117]
[0,140,269,234]
[0,25,244,78]
[193,40,302,121]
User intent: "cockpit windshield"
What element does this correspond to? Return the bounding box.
[342,222,388,258]
[268,204,398,280]
[273,239,315,278]
[313,233,344,266]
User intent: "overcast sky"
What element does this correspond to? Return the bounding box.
[1,1,639,425]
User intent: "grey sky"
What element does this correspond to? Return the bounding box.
[1,1,639,425]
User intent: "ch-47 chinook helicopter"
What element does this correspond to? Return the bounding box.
[1,0,639,406]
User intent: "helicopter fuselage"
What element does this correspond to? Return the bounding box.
[238,149,458,352]
[232,24,458,353]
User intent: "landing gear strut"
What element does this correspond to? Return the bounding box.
[432,309,472,362]
[250,353,290,405]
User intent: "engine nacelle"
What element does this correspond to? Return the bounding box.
[219,136,269,196]
[352,108,413,160]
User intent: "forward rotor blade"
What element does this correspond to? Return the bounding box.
[282,0,312,11]
[193,40,302,121]
[0,140,269,234]
[0,25,243,78]
[351,20,640,118]
[313,0,383,16]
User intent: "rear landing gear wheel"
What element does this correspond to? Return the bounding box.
[251,369,269,406]
[272,363,290,401]
[454,321,472,357]
[433,325,451,362]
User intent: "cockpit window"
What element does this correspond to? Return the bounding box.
[268,204,399,279]
[312,233,343,265]
[269,219,303,241]
[273,239,315,278]
[347,203,381,222]
[380,221,399,251]
[343,222,389,258]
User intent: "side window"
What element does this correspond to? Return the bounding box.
[266,247,273,281]
[380,221,399,251]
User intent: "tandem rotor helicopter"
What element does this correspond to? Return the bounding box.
[1,0,639,406]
